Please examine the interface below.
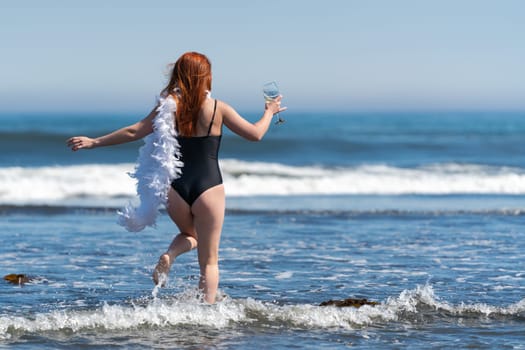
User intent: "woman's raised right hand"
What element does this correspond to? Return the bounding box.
[265,95,287,115]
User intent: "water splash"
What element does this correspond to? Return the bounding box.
[1,284,523,340]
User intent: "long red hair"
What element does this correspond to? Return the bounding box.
[162,52,212,136]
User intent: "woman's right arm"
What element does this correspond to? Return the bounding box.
[67,105,158,151]
[222,96,286,141]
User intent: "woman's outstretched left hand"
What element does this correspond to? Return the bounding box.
[66,136,96,151]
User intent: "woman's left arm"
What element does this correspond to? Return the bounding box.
[67,105,158,151]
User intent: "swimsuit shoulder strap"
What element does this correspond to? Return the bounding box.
[207,99,218,136]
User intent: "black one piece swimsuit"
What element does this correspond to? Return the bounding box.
[171,100,223,206]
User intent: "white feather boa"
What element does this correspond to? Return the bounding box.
[117,95,183,232]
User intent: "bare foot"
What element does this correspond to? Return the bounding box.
[152,253,171,286]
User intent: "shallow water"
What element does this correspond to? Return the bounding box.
[1,201,524,349]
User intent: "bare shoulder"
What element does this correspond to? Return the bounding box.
[216,100,241,120]
[215,99,234,113]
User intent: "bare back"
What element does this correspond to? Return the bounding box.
[191,98,223,137]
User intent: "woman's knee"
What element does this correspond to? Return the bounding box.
[198,249,219,266]
[180,231,198,241]
[199,260,219,274]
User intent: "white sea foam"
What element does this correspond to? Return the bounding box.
[221,160,525,196]
[275,271,294,280]
[385,284,525,317]
[0,285,523,339]
[0,164,135,204]
[1,161,525,205]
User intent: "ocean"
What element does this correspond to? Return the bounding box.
[1,110,524,349]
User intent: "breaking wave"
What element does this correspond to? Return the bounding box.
[1,161,525,205]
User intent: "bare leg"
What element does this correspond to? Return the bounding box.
[153,188,198,285]
[153,233,197,285]
[153,185,225,304]
[192,185,225,303]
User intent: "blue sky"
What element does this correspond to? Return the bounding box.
[1,0,524,113]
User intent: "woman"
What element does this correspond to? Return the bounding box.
[67,52,285,303]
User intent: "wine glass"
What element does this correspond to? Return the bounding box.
[263,81,284,125]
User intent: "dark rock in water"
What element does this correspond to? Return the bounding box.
[319,298,379,308]
[3,274,31,285]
